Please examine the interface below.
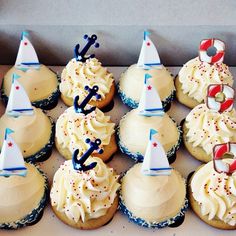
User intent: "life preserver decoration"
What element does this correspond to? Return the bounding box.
[199,38,225,64]
[206,84,234,113]
[213,142,236,175]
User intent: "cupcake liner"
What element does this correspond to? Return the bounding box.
[0,166,49,230]
[118,173,189,229]
[117,117,182,163]
[1,73,60,110]
[117,82,175,111]
[25,117,55,163]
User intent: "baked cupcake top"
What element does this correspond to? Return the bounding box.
[0,107,52,157]
[0,163,47,224]
[185,104,236,155]
[121,163,186,222]
[50,157,120,223]
[119,108,179,155]
[60,58,114,102]
[178,57,233,103]
[191,160,236,226]
[56,106,115,157]
[4,65,58,102]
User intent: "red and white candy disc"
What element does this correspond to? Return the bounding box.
[199,38,225,64]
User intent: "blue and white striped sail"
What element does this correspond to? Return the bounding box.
[6,74,34,117]
[138,74,164,116]
[15,31,40,71]
[141,129,172,176]
[137,31,162,69]
[0,128,27,177]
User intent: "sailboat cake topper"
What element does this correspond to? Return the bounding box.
[0,128,27,177]
[141,129,172,176]
[15,31,40,71]
[6,73,34,117]
[74,85,101,115]
[72,138,103,171]
[137,31,162,69]
[138,73,164,116]
[74,34,100,62]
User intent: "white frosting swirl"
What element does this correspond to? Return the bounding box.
[50,158,120,223]
[185,104,236,155]
[56,107,115,156]
[60,58,114,102]
[178,57,233,102]
[191,160,236,226]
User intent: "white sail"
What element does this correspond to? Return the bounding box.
[139,74,164,116]
[142,129,171,176]
[137,31,162,69]
[6,74,34,117]
[0,128,27,177]
[15,31,40,67]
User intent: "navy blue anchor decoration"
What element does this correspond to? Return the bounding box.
[74,34,100,62]
[74,85,101,115]
[72,138,104,171]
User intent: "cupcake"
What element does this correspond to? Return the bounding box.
[56,85,117,162]
[119,129,188,228]
[0,75,55,162]
[50,139,120,229]
[60,34,115,110]
[1,31,59,110]
[118,74,181,163]
[118,31,175,111]
[189,144,236,229]
[176,38,233,108]
[0,128,48,229]
[183,84,236,163]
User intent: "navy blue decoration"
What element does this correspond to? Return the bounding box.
[74,85,101,115]
[72,138,103,172]
[74,34,100,62]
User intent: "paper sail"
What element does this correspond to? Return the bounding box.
[6,73,34,117]
[213,142,236,175]
[15,31,40,70]
[138,73,164,116]
[206,84,234,113]
[0,128,27,177]
[199,38,225,64]
[141,129,172,176]
[137,31,162,69]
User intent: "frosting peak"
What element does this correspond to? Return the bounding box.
[50,157,120,223]
[60,58,114,102]
[178,57,233,103]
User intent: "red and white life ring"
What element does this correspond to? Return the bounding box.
[199,38,225,64]
[206,84,234,113]
[213,142,236,175]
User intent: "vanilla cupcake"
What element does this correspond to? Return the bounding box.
[1,32,59,110]
[0,163,48,229]
[120,163,188,228]
[56,105,116,162]
[60,34,115,110]
[118,31,175,111]
[118,109,181,163]
[50,156,120,229]
[176,39,233,108]
[0,107,55,162]
[183,103,236,163]
[189,159,236,229]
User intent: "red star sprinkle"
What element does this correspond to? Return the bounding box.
[24,42,28,46]
[147,85,152,90]
[153,142,158,147]
[147,42,151,46]
[8,142,13,147]
[15,86,20,90]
